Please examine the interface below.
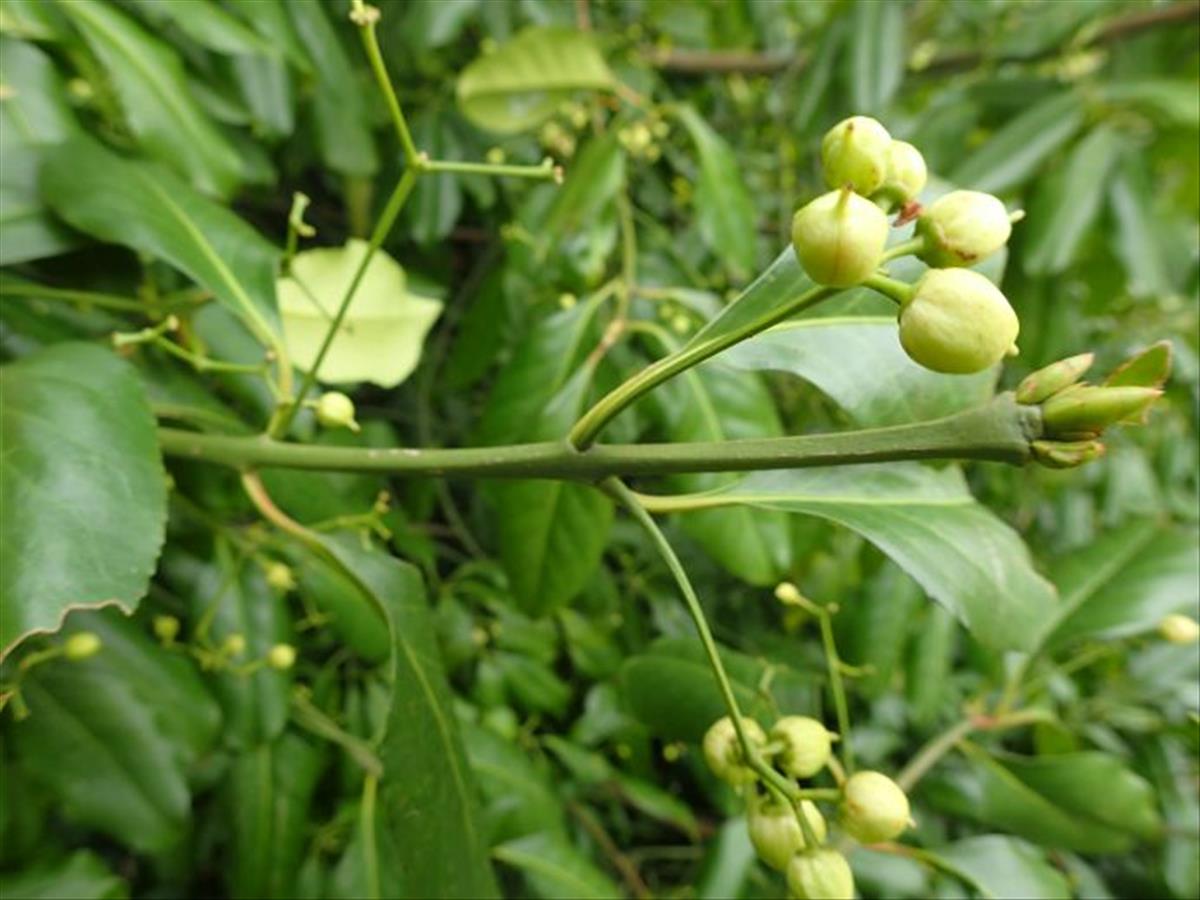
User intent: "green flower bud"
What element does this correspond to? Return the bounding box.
[877,140,928,204]
[267,643,297,670]
[265,562,297,592]
[898,269,1019,374]
[222,633,247,658]
[821,116,891,194]
[1159,614,1200,645]
[749,798,827,871]
[702,716,767,785]
[1016,353,1096,404]
[153,615,181,643]
[1031,439,1106,469]
[792,189,889,287]
[1041,385,1163,437]
[316,391,360,432]
[64,632,102,661]
[916,190,1012,268]
[840,771,910,844]
[787,849,855,900]
[771,716,835,778]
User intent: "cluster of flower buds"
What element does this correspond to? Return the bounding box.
[792,116,1026,375]
[1019,342,1169,468]
[702,712,912,898]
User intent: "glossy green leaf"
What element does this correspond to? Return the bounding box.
[1105,340,1173,389]
[456,26,613,134]
[674,105,758,280]
[132,0,276,57]
[722,316,997,427]
[1108,164,1172,298]
[0,37,81,264]
[465,724,565,843]
[695,817,755,900]
[0,344,166,659]
[57,0,243,195]
[658,360,791,585]
[0,851,127,900]
[1043,520,1200,650]
[937,836,1071,899]
[316,535,498,898]
[839,563,924,697]
[13,655,193,851]
[538,133,625,248]
[493,831,621,900]
[1098,79,1200,128]
[687,246,811,352]
[905,605,957,728]
[277,240,442,387]
[1024,125,1124,275]
[41,137,281,345]
[660,465,1057,651]
[226,0,310,71]
[951,92,1085,194]
[285,0,377,176]
[226,735,326,899]
[848,0,904,114]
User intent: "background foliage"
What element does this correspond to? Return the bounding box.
[1,1,1198,898]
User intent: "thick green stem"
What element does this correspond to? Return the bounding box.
[569,284,838,448]
[161,393,1041,478]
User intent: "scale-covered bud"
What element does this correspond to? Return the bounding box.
[702,716,767,785]
[792,189,889,287]
[898,269,1019,374]
[1016,353,1095,404]
[771,716,835,778]
[1041,386,1162,437]
[316,391,361,432]
[821,116,891,194]
[64,632,102,661]
[1158,614,1200,645]
[916,190,1012,268]
[787,849,855,900]
[878,140,928,204]
[748,799,826,871]
[840,771,910,844]
[1031,439,1106,469]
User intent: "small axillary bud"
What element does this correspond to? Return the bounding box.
[1031,439,1106,469]
[1016,353,1096,404]
[267,644,297,670]
[791,188,889,287]
[916,190,1013,268]
[315,391,361,433]
[63,632,102,661]
[1041,385,1163,437]
[821,116,892,195]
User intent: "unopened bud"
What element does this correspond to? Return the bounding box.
[1031,439,1106,469]
[877,140,927,204]
[316,391,360,432]
[821,116,891,194]
[792,188,889,287]
[153,615,181,643]
[265,562,296,592]
[787,849,855,900]
[840,770,910,844]
[898,269,1019,374]
[1158,614,1199,645]
[267,643,297,670]
[702,716,766,785]
[774,582,803,605]
[222,633,247,658]
[916,190,1012,268]
[771,716,835,778]
[748,798,826,871]
[64,632,102,661]
[1016,353,1095,404]
[1041,386,1162,437]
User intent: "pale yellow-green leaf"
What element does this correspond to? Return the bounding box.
[456,27,614,134]
[277,240,442,388]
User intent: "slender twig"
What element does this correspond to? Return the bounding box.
[817,612,854,773]
[567,801,651,899]
[161,392,1042,479]
[895,709,1047,792]
[291,690,384,778]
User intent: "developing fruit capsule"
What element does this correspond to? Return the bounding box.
[878,140,928,204]
[702,716,767,785]
[898,268,1019,374]
[771,716,835,778]
[792,189,889,287]
[821,116,892,195]
[1159,614,1200,645]
[916,190,1012,268]
[316,391,360,432]
[839,770,910,844]
[787,848,855,900]
[748,798,827,871]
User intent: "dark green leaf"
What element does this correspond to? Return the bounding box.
[695,817,755,900]
[0,344,166,659]
[0,850,128,900]
[57,0,243,195]
[133,0,276,57]
[848,0,904,114]
[937,835,1071,899]
[465,723,565,843]
[493,831,620,900]
[1108,163,1172,298]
